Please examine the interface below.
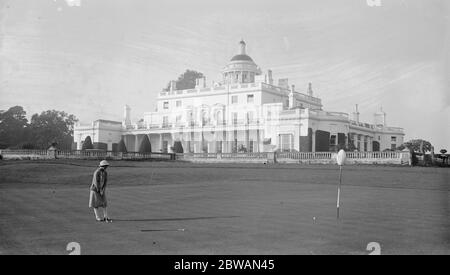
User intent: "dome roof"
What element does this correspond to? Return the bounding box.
[230,54,254,62]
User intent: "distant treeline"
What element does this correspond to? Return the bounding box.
[0,106,77,150]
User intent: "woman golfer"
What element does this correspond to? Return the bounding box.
[89,160,112,222]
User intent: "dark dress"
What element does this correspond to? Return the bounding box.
[89,167,108,208]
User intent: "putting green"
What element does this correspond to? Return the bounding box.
[0,160,448,254]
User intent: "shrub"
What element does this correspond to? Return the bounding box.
[111,143,118,153]
[411,149,418,166]
[21,143,36,150]
[172,141,184,153]
[138,135,152,153]
[117,139,127,153]
[81,136,93,150]
[93,142,108,151]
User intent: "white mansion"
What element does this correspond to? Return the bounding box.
[74,40,405,153]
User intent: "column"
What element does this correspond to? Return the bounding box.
[257,129,261,153]
[290,134,293,152]
[159,134,163,153]
[357,134,361,152]
[312,130,316,152]
[135,135,139,152]
[245,129,249,152]
[125,135,134,153]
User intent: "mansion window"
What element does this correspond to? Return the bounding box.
[163,102,169,109]
[246,112,254,124]
[202,112,208,126]
[232,113,238,125]
[188,112,194,126]
[330,135,337,145]
[176,101,182,108]
[247,94,254,103]
[162,116,169,128]
[176,115,182,124]
[232,95,238,104]
[215,111,224,125]
[249,140,254,153]
[216,141,223,153]
[279,134,292,152]
[391,136,397,142]
[391,144,397,150]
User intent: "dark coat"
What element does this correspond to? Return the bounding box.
[89,167,108,208]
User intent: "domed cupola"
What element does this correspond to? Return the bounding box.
[223,40,261,84]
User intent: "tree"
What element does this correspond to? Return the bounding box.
[0,106,28,148]
[138,135,152,153]
[0,106,79,150]
[29,110,78,150]
[82,136,93,150]
[164,70,204,91]
[401,139,433,153]
[30,110,78,149]
[117,138,128,153]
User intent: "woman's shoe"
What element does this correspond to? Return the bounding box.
[105,218,113,223]
[96,218,105,222]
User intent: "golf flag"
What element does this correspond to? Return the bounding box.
[336,149,346,219]
[336,149,347,166]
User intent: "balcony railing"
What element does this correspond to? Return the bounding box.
[350,120,375,129]
[159,83,261,97]
[125,120,264,131]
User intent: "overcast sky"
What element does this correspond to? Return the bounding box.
[0,0,449,149]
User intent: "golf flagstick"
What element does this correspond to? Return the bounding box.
[337,165,342,219]
[335,149,346,220]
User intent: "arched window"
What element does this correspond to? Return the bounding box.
[216,110,223,125]
[201,110,208,126]
[187,111,194,126]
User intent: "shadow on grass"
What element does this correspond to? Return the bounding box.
[114,215,240,222]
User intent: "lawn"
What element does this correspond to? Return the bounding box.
[0,160,448,255]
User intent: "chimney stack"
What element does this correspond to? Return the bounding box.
[170,80,177,92]
[353,104,360,123]
[267,70,273,85]
[374,106,387,126]
[123,105,131,126]
[289,86,295,109]
[308,82,313,96]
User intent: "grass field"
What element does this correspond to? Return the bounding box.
[0,160,448,255]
